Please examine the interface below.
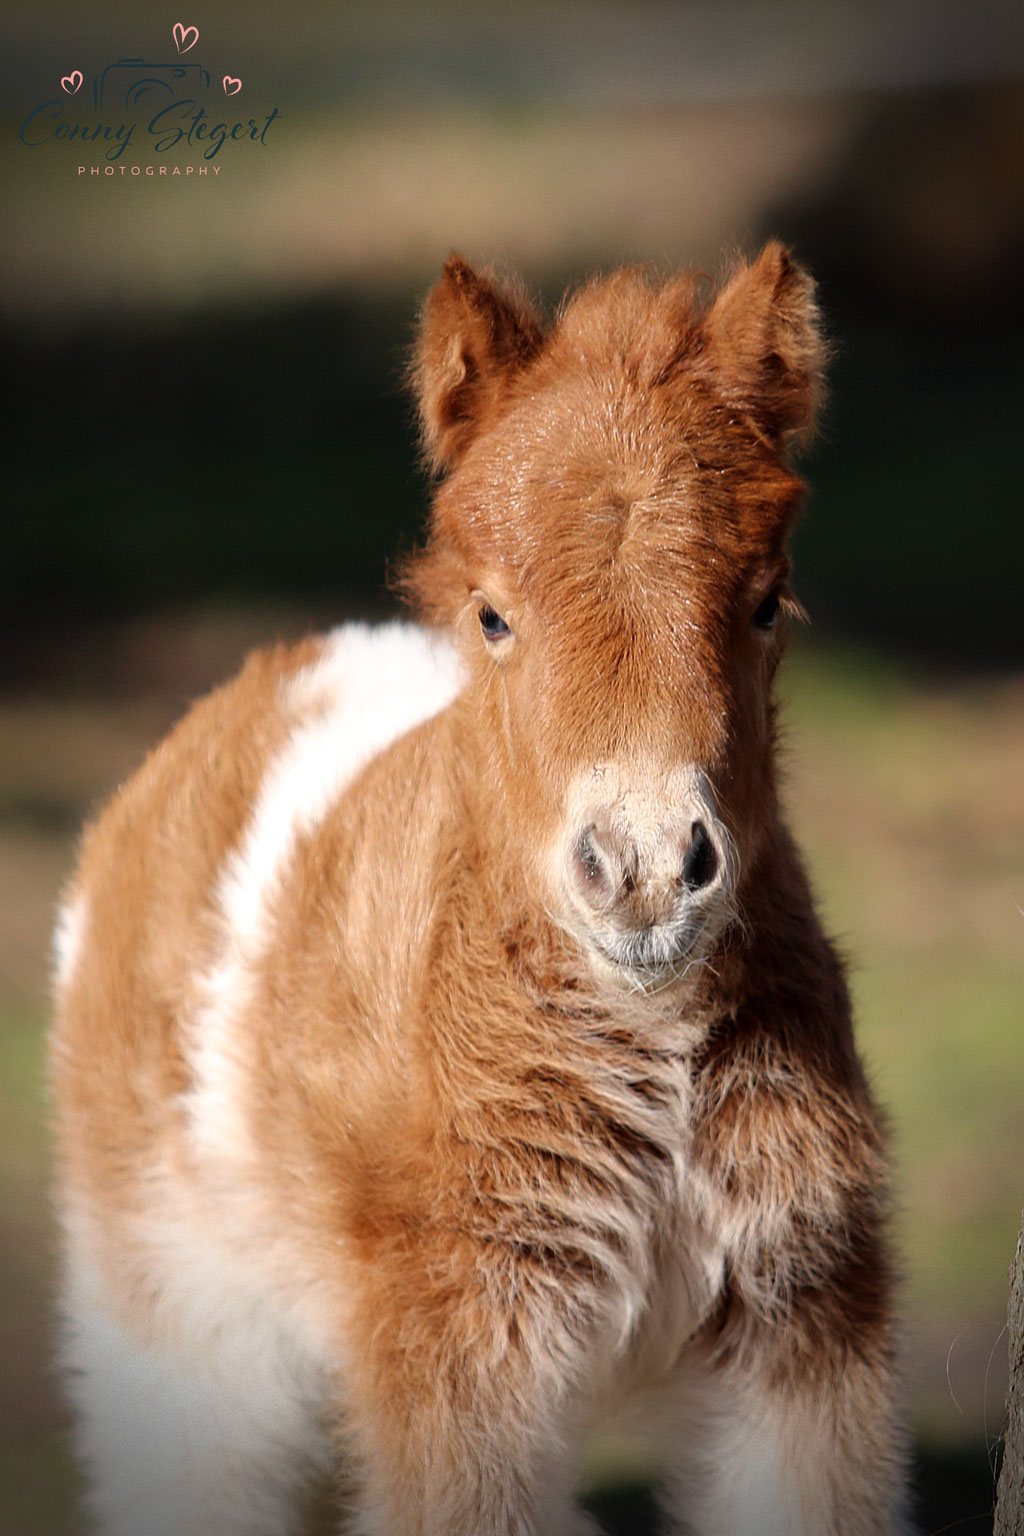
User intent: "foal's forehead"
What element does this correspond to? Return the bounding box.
[471,357,802,602]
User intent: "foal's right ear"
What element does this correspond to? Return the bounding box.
[413,256,544,473]
[703,242,827,451]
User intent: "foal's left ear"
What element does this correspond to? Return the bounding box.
[413,256,544,473]
[703,242,826,451]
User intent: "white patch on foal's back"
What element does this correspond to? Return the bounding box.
[188,622,462,1168]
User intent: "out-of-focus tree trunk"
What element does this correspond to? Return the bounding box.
[996,1215,1024,1535]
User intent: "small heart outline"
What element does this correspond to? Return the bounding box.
[173,23,199,54]
[61,70,83,94]
[222,76,242,96]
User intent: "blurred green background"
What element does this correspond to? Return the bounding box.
[2,2,1023,1532]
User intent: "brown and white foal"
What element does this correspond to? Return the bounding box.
[51,245,912,1535]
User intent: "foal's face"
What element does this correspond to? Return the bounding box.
[409,248,824,988]
[441,388,800,986]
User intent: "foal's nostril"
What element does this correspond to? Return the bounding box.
[574,824,615,901]
[682,820,718,892]
[572,808,722,914]
[577,826,602,884]
[573,821,634,906]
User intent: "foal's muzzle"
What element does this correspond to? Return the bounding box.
[560,767,735,984]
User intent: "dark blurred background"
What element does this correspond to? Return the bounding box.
[2,2,1023,1532]
[4,0,1023,676]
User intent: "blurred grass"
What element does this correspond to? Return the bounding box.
[1,631,1021,1531]
[0,1001,80,1535]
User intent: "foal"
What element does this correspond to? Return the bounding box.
[51,245,912,1535]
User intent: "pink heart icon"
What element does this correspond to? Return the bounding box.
[173,23,199,54]
[61,70,83,94]
[222,76,242,96]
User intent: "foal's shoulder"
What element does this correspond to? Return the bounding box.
[97,621,462,823]
[58,622,465,1020]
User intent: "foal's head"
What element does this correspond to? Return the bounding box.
[405,245,825,989]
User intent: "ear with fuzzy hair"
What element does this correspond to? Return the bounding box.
[412,256,544,473]
[703,242,826,451]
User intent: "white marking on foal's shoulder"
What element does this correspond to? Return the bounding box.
[187,624,462,1168]
[285,621,462,798]
[221,623,462,948]
[52,887,87,993]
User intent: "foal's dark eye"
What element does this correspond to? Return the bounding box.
[478,605,512,641]
[752,592,781,631]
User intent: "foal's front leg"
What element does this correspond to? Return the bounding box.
[338,1251,602,1536]
[652,1325,913,1536]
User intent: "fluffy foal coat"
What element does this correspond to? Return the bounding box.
[51,245,912,1536]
